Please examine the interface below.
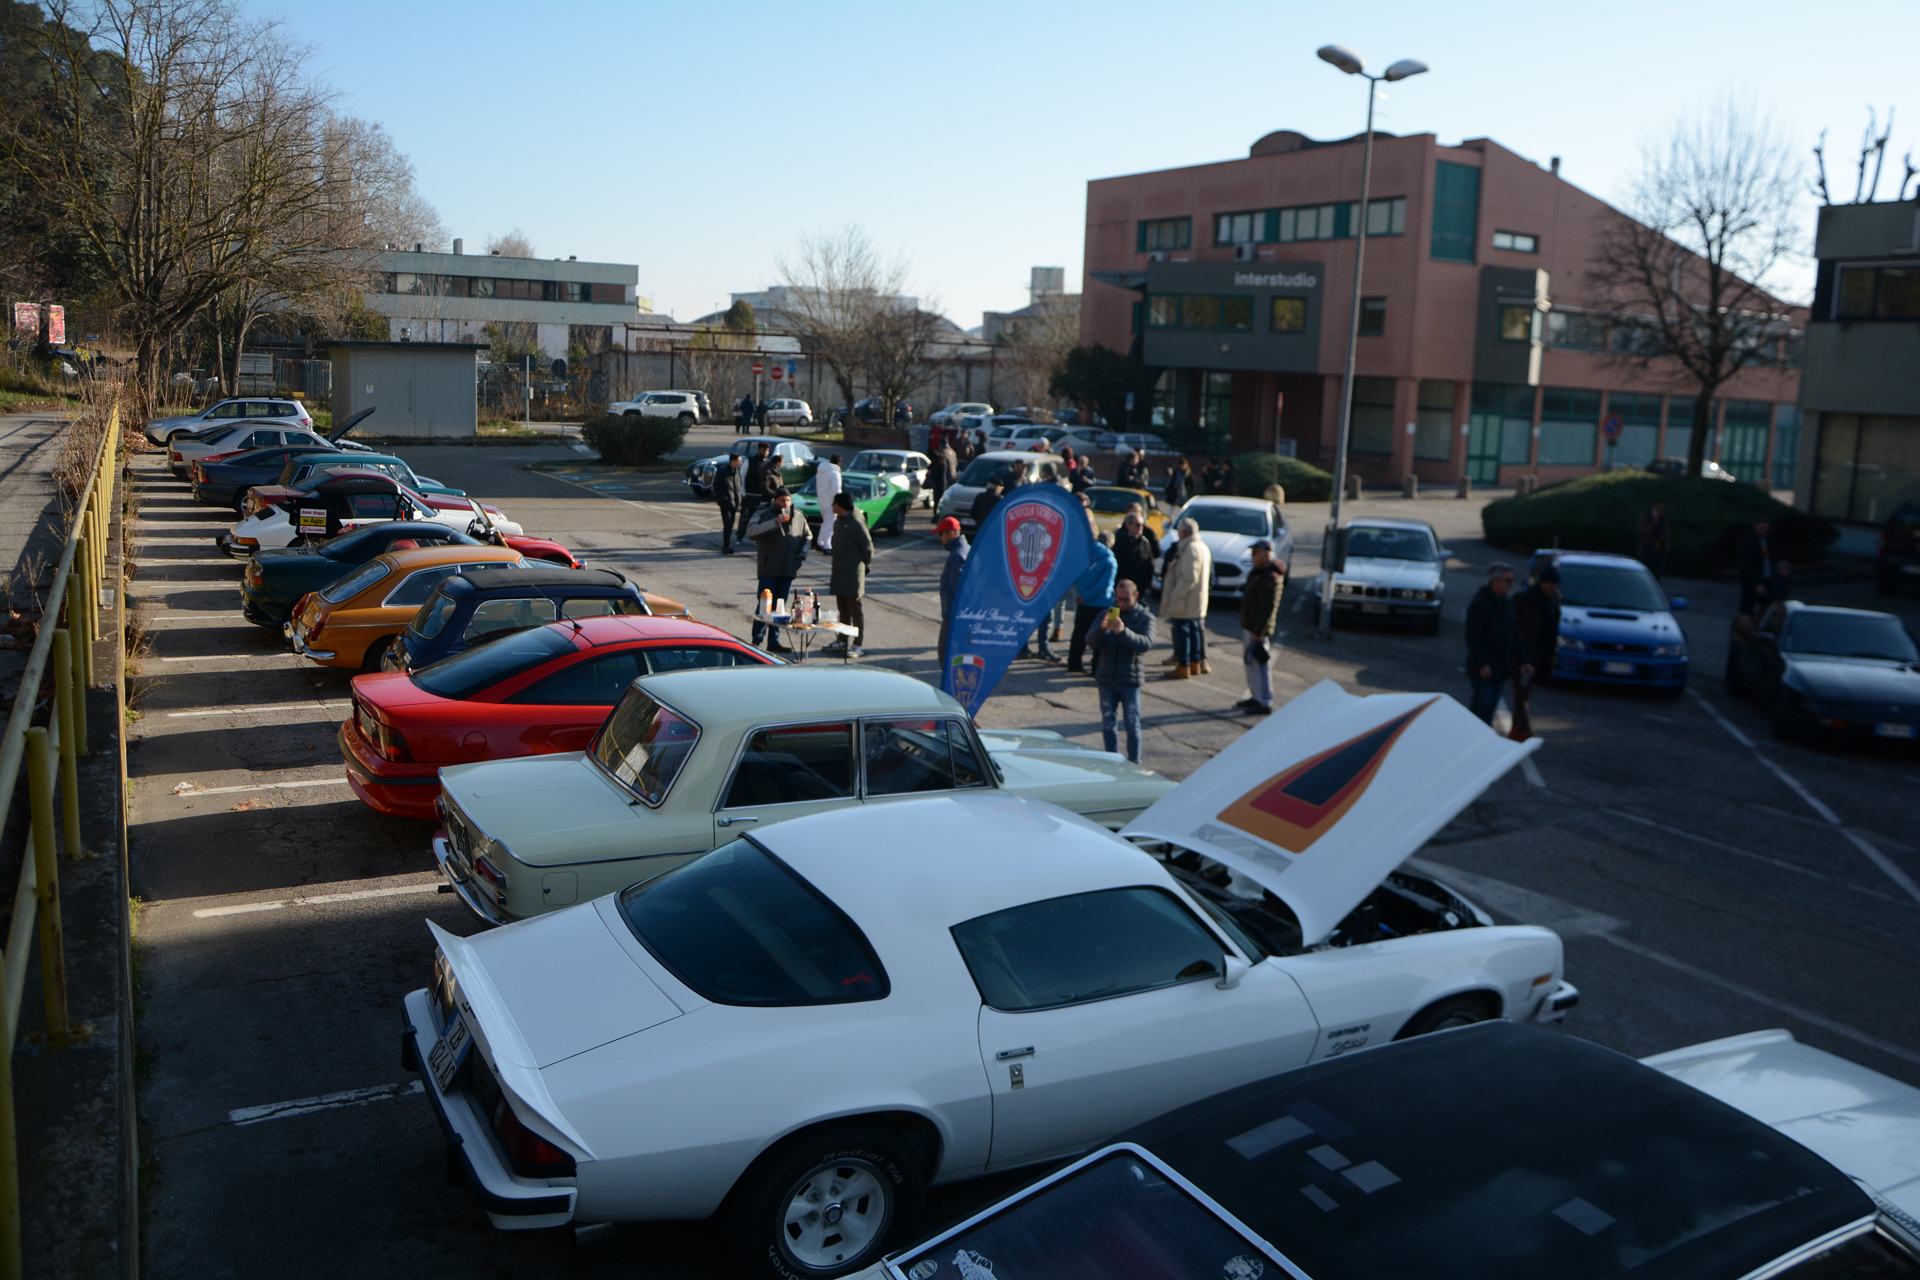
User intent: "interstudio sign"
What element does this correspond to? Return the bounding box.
[1233,270,1319,289]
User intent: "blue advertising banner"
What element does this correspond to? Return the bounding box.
[941,483,1093,714]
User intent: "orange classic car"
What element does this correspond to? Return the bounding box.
[286,544,527,670]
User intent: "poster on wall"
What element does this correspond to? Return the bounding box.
[46,305,64,344]
[11,302,40,335]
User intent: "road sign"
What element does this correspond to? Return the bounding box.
[752,362,764,375]
[786,359,797,378]
[771,367,783,380]
[1602,413,1623,441]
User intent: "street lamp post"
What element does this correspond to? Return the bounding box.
[1315,44,1428,638]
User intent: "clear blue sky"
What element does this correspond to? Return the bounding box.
[255,0,1915,326]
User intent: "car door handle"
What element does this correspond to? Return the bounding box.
[716,815,758,827]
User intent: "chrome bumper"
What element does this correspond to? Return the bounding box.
[433,834,510,926]
[1535,980,1580,1022]
[282,621,335,661]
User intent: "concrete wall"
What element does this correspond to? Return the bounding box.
[329,345,477,438]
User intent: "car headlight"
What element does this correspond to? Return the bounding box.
[1334,580,1360,595]
[1556,635,1586,652]
[1653,643,1685,657]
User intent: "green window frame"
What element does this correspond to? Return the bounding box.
[1545,311,1607,350]
[1214,211,1271,246]
[1834,264,1920,319]
[1432,161,1480,263]
[1137,217,1192,253]
[1149,295,1255,331]
[1270,297,1307,332]
[1181,296,1221,329]
[1538,387,1601,466]
[1414,380,1455,462]
[1359,297,1386,336]
[1348,376,1397,454]
[1771,405,1801,490]
[1220,296,1253,330]
[1146,296,1180,328]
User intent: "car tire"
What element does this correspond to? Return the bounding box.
[678,413,696,429]
[1395,993,1497,1040]
[727,1124,922,1280]
[888,509,905,537]
[360,635,394,673]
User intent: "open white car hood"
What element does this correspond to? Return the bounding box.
[1122,680,1540,945]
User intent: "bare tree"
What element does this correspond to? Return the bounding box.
[859,304,945,428]
[0,0,442,418]
[1588,97,1801,477]
[995,298,1080,416]
[485,227,535,259]
[777,225,907,422]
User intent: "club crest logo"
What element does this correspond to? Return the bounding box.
[1002,501,1064,601]
[1217,699,1437,853]
[948,653,986,703]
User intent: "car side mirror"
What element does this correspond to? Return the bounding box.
[1217,954,1250,990]
[1668,596,1689,611]
[1436,546,1452,560]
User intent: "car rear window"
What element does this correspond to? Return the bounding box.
[618,839,887,1006]
[1784,612,1920,661]
[410,625,576,699]
[591,687,701,806]
[319,560,392,604]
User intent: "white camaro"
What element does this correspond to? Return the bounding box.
[402,682,1575,1277]
[225,481,522,556]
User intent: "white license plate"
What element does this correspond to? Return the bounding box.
[1361,602,1390,614]
[429,1012,471,1092]
[1875,722,1916,739]
[1602,661,1635,675]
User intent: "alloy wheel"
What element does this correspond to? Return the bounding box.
[778,1157,891,1272]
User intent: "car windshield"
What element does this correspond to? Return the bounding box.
[410,625,575,699]
[1554,562,1670,612]
[1184,505,1269,537]
[590,687,701,805]
[1088,488,1146,514]
[1346,526,1437,561]
[617,838,887,1005]
[1784,612,1920,661]
[850,452,906,473]
[959,457,1023,486]
[318,560,391,604]
[887,1149,1265,1280]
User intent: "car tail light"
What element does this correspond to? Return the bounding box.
[169,449,182,463]
[244,560,263,586]
[201,451,239,464]
[489,1095,575,1177]
[354,697,412,762]
[307,606,330,639]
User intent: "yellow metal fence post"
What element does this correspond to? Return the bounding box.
[64,579,87,758]
[52,632,80,862]
[73,535,93,690]
[0,947,17,1280]
[26,728,67,1046]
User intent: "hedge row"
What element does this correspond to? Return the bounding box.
[1231,452,1334,503]
[580,413,690,465]
[1481,471,1835,576]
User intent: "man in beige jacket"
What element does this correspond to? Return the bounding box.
[1161,517,1212,678]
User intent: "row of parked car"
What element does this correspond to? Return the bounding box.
[162,415,1919,1277]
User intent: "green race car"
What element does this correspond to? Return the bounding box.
[791,470,914,536]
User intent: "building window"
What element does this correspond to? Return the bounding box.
[1472,383,1536,464]
[1665,396,1698,462]
[392,272,428,296]
[1147,296,1180,327]
[1150,295,1255,330]
[1359,297,1386,336]
[1220,296,1253,330]
[1721,399,1772,483]
[1131,301,1144,334]
[1834,264,1920,319]
[1269,197,1405,244]
[1215,211,1267,245]
[1348,376,1397,454]
[1811,411,1920,522]
[1362,197,1407,236]
[566,282,589,303]
[1498,305,1535,342]
[1492,230,1538,253]
[1181,296,1221,329]
[1545,310,1606,350]
[1201,372,1234,450]
[1611,317,1665,356]
[1270,296,1307,332]
[1431,161,1480,263]
[1138,218,1191,253]
[472,277,495,297]
[1772,405,1801,490]
[1605,392,1662,469]
[1538,387,1601,465]
[1149,369,1177,429]
[1414,380,1455,461]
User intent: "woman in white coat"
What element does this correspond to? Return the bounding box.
[1160,517,1211,678]
[812,453,842,551]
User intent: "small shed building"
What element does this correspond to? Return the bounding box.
[324,340,477,438]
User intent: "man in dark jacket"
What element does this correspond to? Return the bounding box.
[1111,510,1159,608]
[714,454,745,554]
[970,478,1004,531]
[1115,448,1145,490]
[739,442,774,540]
[826,492,873,657]
[1510,563,1562,739]
[936,517,969,659]
[1636,501,1669,579]
[1088,578,1156,763]
[735,395,754,433]
[930,443,956,519]
[1737,520,1772,617]
[747,493,810,651]
[1464,562,1529,723]
[1236,540,1285,714]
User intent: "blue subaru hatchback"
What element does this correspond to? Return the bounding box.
[1529,550,1690,694]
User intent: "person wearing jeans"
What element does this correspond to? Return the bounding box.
[1088,578,1156,763]
[748,493,811,652]
[1159,517,1211,678]
[1464,562,1529,723]
[1237,539,1284,715]
[1066,534,1118,674]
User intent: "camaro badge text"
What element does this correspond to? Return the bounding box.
[1217,698,1438,853]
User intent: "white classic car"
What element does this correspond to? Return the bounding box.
[223,477,522,557]
[403,681,1574,1276]
[1156,496,1296,599]
[433,665,1175,924]
[1320,516,1449,634]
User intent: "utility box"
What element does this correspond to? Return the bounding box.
[324,340,478,439]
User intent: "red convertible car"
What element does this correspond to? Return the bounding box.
[340,615,771,820]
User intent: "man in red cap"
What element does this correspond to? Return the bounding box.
[936,516,968,659]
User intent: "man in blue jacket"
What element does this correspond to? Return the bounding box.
[1088,577,1156,763]
[936,517,969,660]
[1066,533,1118,675]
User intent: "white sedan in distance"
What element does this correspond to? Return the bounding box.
[402,681,1574,1276]
[1157,495,1294,598]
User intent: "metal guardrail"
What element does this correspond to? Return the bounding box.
[0,402,120,1279]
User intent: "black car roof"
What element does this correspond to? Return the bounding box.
[443,567,631,597]
[1118,1021,1873,1280]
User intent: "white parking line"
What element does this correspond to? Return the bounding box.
[172,777,347,798]
[167,703,349,718]
[228,1080,422,1125]
[157,653,289,663]
[149,614,244,623]
[1690,690,1920,906]
[192,880,439,918]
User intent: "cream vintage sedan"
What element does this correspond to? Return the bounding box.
[433,665,1174,925]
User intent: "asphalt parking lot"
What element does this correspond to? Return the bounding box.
[127,441,1920,1278]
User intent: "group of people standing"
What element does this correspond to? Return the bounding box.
[1463,561,1561,738]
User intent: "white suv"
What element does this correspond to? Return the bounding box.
[609,391,701,425]
[144,397,313,446]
